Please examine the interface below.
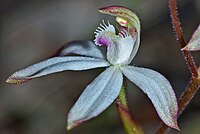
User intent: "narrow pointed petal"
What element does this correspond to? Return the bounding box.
[182,24,200,51]
[54,40,105,59]
[121,66,179,130]
[67,66,123,129]
[6,56,109,84]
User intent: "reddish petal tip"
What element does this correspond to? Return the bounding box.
[98,5,130,15]
[181,46,189,51]
[181,43,200,51]
[99,5,128,11]
[67,120,83,130]
[171,121,180,131]
[66,124,75,130]
[6,77,30,84]
[98,5,117,11]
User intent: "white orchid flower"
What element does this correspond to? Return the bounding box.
[6,6,179,130]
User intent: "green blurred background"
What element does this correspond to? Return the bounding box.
[0,0,199,134]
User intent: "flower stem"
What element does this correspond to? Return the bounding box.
[116,81,143,134]
[168,0,198,77]
[156,0,200,133]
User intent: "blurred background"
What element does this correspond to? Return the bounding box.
[0,0,199,134]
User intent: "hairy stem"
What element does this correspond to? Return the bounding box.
[169,0,198,77]
[156,0,200,133]
[116,81,143,134]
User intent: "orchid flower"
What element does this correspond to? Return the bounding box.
[6,6,179,130]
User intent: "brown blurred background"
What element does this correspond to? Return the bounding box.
[0,0,199,134]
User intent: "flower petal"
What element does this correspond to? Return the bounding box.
[182,24,200,51]
[54,40,105,59]
[107,31,136,65]
[6,56,110,84]
[94,20,116,47]
[121,66,179,130]
[67,66,123,129]
[99,5,141,63]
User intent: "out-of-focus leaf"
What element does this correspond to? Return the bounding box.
[182,25,200,51]
[6,56,109,84]
[121,66,179,130]
[54,40,105,59]
[67,66,123,130]
[99,5,141,63]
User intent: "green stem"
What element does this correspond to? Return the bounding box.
[116,81,143,134]
[118,82,128,108]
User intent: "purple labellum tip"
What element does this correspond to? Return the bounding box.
[94,20,116,47]
[96,35,111,47]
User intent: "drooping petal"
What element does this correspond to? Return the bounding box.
[121,66,179,130]
[54,40,105,59]
[107,31,136,65]
[6,56,110,84]
[99,5,141,63]
[182,24,200,51]
[67,66,123,129]
[94,20,116,47]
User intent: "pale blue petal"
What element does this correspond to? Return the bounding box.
[121,66,179,129]
[55,40,105,59]
[107,32,136,65]
[128,30,140,64]
[6,56,110,84]
[182,25,200,51]
[67,66,123,129]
